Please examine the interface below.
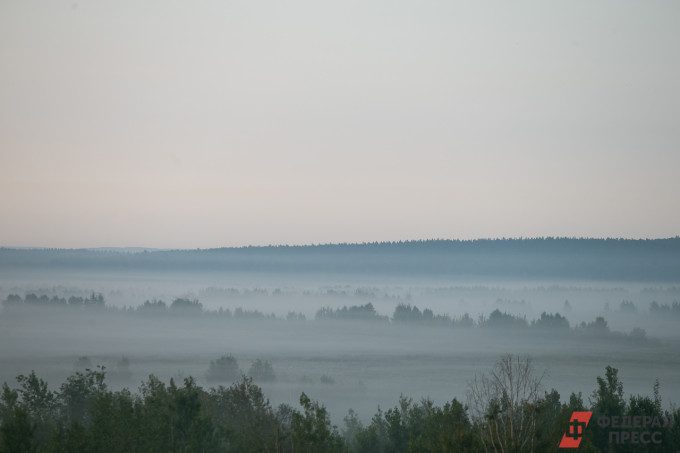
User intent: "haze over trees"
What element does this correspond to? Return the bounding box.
[1,239,678,451]
[1,357,678,452]
[0,293,657,344]
[1,237,679,281]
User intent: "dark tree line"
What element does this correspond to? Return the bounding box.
[649,301,680,316]
[2,237,679,281]
[2,295,657,343]
[3,293,105,310]
[2,359,679,452]
[315,303,388,322]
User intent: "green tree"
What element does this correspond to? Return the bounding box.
[15,371,57,447]
[292,393,344,453]
[408,398,479,452]
[135,374,173,451]
[87,388,137,453]
[58,366,107,426]
[590,366,626,452]
[169,377,218,453]
[351,407,389,453]
[206,375,279,452]
[207,355,240,383]
[0,406,34,453]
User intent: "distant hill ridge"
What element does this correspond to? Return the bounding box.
[1,237,679,282]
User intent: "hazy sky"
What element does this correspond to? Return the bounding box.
[1,1,679,248]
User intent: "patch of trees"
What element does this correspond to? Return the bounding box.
[531,311,570,330]
[391,304,473,327]
[248,359,276,382]
[206,356,241,383]
[315,303,388,322]
[1,294,657,343]
[2,294,280,320]
[0,369,343,453]
[2,357,679,452]
[286,311,307,321]
[389,305,650,342]
[169,297,203,314]
[649,301,680,316]
[206,356,276,383]
[388,305,568,332]
[620,300,637,313]
[3,293,105,310]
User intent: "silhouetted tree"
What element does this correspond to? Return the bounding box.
[206,355,240,383]
[467,355,544,452]
[248,359,276,382]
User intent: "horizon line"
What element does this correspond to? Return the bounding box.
[2,236,679,252]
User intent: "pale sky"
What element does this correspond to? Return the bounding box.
[1,1,679,248]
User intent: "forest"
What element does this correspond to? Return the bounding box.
[2,237,679,281]
[0,293,663,344]
[1,242,679,452]
[2,292,680,451]
[1,356,678,452]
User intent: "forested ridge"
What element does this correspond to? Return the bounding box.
[1,237,679,281]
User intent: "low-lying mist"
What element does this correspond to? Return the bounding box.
[2,241,679,426]
[2,278,679,424]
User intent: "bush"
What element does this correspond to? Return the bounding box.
[248,359,276,382]
[206,355,240,382]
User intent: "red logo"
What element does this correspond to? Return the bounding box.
[559,411,593,448]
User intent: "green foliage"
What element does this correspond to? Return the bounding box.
[15,371,56,447]
[353,407,389,453]
[407,398,479,452]
[16,372,56,422]
[58,366,107,426]
[589,366,626,451]
[87,388,137,453]
[591,366,626,417]
[1,362,679,453]
[0,406,34,453]
[0,384,19,420]
[206,376,278,452]
[292,393,344,453]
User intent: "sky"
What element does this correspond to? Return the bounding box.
[1,1,679,249]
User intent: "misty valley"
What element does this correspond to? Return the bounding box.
[1,239,679,451]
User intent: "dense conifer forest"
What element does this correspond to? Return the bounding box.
[2,237,679,281]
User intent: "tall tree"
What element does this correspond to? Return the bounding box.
[467,355,545,453]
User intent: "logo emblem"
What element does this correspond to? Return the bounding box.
[560,411,593,448]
